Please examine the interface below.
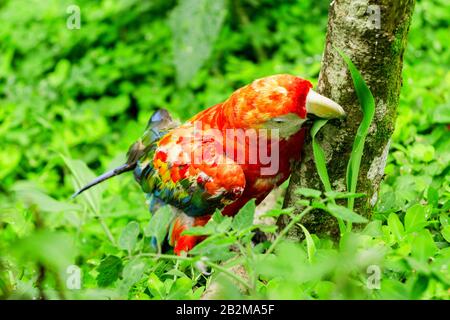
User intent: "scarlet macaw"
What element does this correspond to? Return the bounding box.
[73,74,345,254]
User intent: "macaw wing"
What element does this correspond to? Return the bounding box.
[135,125,246,216]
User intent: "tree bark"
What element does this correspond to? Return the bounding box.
[282,0,416,238]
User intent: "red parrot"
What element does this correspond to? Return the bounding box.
[73,74,345,254]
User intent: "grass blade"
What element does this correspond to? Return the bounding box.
[326,203,368,224]
[298,224,316,263]
[336,48,375,211]
[311,119,332,192]
[62,155,102,214]
[311,120,346,234]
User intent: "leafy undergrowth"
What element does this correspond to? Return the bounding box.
[3,183,448,300]
[0,0,449,300]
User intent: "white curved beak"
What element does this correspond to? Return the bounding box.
[306,89,346,119]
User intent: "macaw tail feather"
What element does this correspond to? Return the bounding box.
[71,163,135,198]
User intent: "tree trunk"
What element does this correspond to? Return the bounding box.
[282,0,416,238]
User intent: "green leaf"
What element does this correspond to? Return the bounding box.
[410,230,437,262]
[387,213,404,242]
[427,187,439,207]
[118,221,140,252]
[182,211,231,236]
[164,269,187,278]
[299,224,316,263]
[210,210,226,224]
[311,119,332,192]
[48,59,70,87]
[336,49,375,210]
[314,281,336,299]
[410,274,429,300]
[405,257,431,275]
[97,255,123,287]
[120,258,146,292]
[310,118,348,233]
[147,273,165,299]
[211,211,233,233]
[324,191,366,200]
[0,207,30,236]
[409,144,435,163]
[404,204,428,232]
[256,224,278,234]
[376,187,397,212]
[232,199,255,232]
[431,103,450,124]
[181,225,214,236]
[167,277,194,299]
[295,199,311,207]
[13,231,76,271]
[144,206,175,247]
[12,181,79,213]
[441,225,450,243]
[440,213,449,227]
[311,201,327,210]
[98,95,130,116]
[295,188,322,198]
[379,279,409,300]
[169,0,227,87]
[363,220,383,237]
[189,235,236,261]
[0,145,21,179]
[326,203,368,223]
[262,207,294,218]
[62,155,103,214]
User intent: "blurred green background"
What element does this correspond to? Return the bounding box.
[0,0,449,299]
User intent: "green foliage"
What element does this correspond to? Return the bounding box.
[170,0,227,87]
[231,199,255,232]
[97,255,123,287]
[337,49,376,212]
[144,206,175,249]
[310,50,375,235]
[14,231,76,272]
[0,0,449,300]
[118,221,140,253]
[311,120,332,192]
[326,203,368,224]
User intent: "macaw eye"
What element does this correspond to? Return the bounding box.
[272,118,285,124]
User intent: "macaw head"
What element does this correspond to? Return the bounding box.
[221,74,345,136]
